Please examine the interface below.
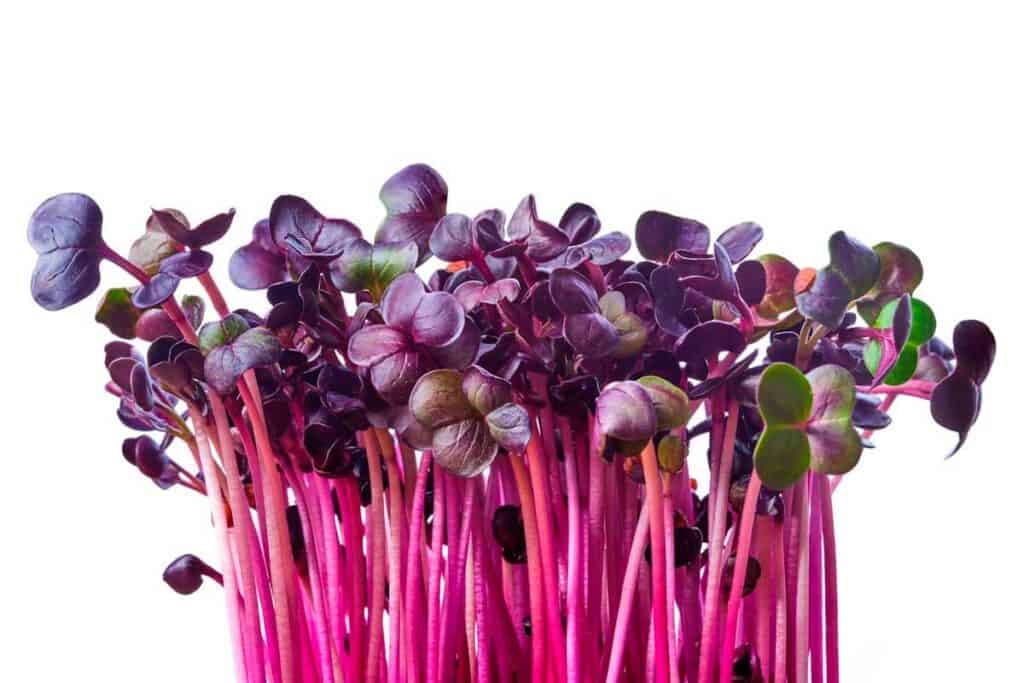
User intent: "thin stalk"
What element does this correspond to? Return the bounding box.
[774,517,788,683]
[795,477,811,683]
[509,453,548,683]
[558,417,583,683]
[239,377,297,683]
[604,500,650,683]
[820,474,840,683]
[809,476,824,683]
[719,472,763,682]
[425,467,446,683]
[639,441,670,683]
[698,397,740,683]
[362,429,388,683]
[524,433,568,683]
[374,429,407,683]
[193,420,248,683]
[403,451,432,683]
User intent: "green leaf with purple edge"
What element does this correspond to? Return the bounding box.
[376,163,448,264]
[804,364,862,476]
[409,369,476,430]
[131,209,183,276]
[203,326,281,394]
[484,403,532,453]
[328,237,418,296]
[857,242,923,325]
[755,253,799,319]
[181,295,205,329]
[635,210,710,262]
[462,366,514,416]
[95,287,143,339]
[431,418,499,478]
[197,313,251,355]
[28,193,105,311]
[600,291,648,358]
[637,375,690,431]
[864,296,935,386]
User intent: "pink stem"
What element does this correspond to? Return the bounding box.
[719,472,763,682]
[639,441,670,683]
[604,500,650,682]
[820,474,840,683]
[698,398,740,683]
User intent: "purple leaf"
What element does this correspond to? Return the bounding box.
[795,267,853,329]
[635,210,710,262]
[429,213,476,262]
[462,366,514,415]
[369,349,430,404]
[508,195,570,261]
[559,202,601,244]
[376,163,448,263]
[675,320,746,365]
[153,208,235,248]
[28,193,105,311]
[431,317,481,369]
[410,291,465,348]
[131,272,180,308]
[564,312,620,359]
[596,380,657,443]
[347,325,409,366]
[563,231,632,268]
[717,222,764,262]
[203,327,282,394]
[736,260,767,305]
[229,219,288,290]
[828,231,880,299]
[485,403,532,452]
[380,272,426,329]
[270,195,360,260]
[160,249,213,279]
[930,370,981,457]
[432,418,498,478]
[549,267,599,315]
[952,319,995,385]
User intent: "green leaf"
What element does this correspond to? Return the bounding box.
[756,363,812,426]
[804,364,862,475]
[864,297,936,385]
[409,369,476,431]
[197,313,250,355]
[637,375,690,431]
[94,287,143,339]
[754,426,811,490]
[656,434,686,474]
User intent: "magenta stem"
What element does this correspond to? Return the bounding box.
[719,472,763,682]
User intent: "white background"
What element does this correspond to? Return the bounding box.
[1,2,1021,681]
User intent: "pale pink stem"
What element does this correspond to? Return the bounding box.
[604,500,650,682]
[809,476,824,683]
[363,429,388,683]
[698,398,740,683]
[774,515,788,683]
[193,421,248,683]
[796,477,811,683]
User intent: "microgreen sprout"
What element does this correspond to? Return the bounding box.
[28,165,995,682]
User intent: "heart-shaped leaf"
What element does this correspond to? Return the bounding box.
[203,327,282,394]
[270,195,360,260]
[637,376,690,431]
[508,195,570,262]
[409,369,476,430]
[329,238,418,297]
[376,163,448,263]
[796,231,882,329]
[754,363,862,488]
[28,193,105,311]
[197,313,251,354]
[152,208,235,248]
